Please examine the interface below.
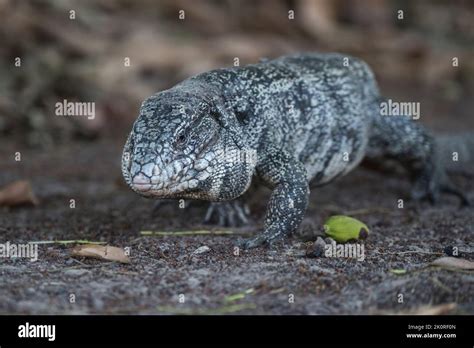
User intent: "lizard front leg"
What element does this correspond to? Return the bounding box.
[240,148,309,249]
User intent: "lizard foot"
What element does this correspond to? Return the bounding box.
[441,183,471,207]
[411,170,470,206]
[237,226,285,249]
[203,201,251,227]
[411,179,440,205]
[238,234,268,249]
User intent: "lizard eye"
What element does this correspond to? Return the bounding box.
[175,129,187,146]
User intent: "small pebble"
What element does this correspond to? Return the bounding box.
[325,237,336,244]
[192,246,210,255]
[187,276,200,288]
[306,237,326,258]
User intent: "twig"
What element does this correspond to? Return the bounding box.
[140,230,248,237]
[70,257,88,266]
[156,303,256,315]
[224,288,255,303]
[29,240,106,245]
[343,207,393,216]
[373,250,442,256]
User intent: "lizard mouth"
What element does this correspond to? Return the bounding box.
[131,182,153,192]
[129,169,203,197]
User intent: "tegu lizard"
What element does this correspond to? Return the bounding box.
[122,53,472,248]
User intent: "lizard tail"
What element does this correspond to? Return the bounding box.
[436,132,474,175]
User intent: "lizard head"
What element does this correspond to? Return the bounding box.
[121,84,256,201]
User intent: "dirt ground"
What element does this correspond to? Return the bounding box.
[1,85,473,315]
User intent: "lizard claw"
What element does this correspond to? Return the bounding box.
[204,201,251,227]
[411,169,470,207]
[237,234,268,249]
[237,228,284,249]
[411,165,441,205]
[411,186,439,205]
[441,183,471,207]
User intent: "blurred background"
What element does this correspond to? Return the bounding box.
[0,0,473,149]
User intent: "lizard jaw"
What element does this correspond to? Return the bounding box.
[130,173,202,197]
[126,155,212,198]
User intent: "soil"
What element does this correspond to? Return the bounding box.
[0,86,473,315]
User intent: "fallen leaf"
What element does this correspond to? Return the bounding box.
[430,257,474,270]
[30,240,106,245]
[297,0,338,37]
[409,303,457,315]
[156,303,256,315]
[71,244,130,264]
[141,230,245,236]
[389,269,407,275]
[373,303,457,315]
[0,180,39,206]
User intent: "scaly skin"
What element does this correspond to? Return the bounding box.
[122,53,471,248]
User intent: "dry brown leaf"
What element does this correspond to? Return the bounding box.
[0,180,39,206]
[297,0,338,37]
[408,303,457,315]
[71,244,130,264]
[431,257,474,270]
[373,303,457,315]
